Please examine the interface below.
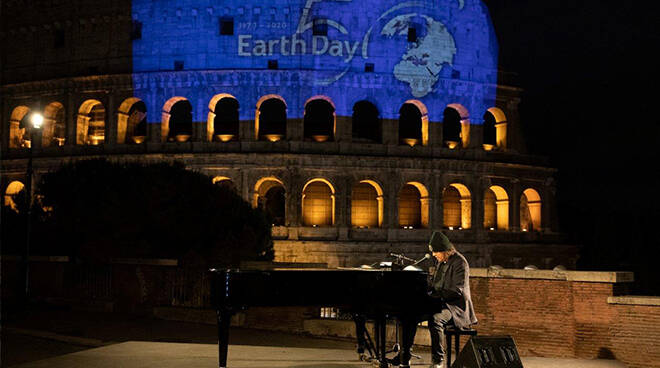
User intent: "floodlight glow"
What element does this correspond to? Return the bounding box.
[30,113,43,129]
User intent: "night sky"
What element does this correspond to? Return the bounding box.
[485,0,660,294]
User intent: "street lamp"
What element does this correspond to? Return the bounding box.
[24,111,43,302]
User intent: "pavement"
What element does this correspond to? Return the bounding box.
[1,306,627,368]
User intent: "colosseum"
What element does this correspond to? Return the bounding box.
[1,0,576,268]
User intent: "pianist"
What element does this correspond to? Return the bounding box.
[398,231,477,368]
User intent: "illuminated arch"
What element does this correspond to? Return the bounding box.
[521,188,542,232]
[117,97,147,144]
[43,102,66,147]
[484,185,509,230]
[4,181,25,212]
[8,106,30,148]
[443,183,472,230]
[304,95,336,110]
[76,99,105,145]
[161,97,189,142]
[253,177,286,226]
[212,176,237,192]
[302,178,335,226]
[304,96,336,142]
[487,107,507,150]
[165,98,193,142]
[351,180,384,228]
[399,100,429,146]
[208,93,239,142]
[398,181,429,228]
[444,103,470,148]
[352,100,381,143]
[255,94,287,141]
[252,176,284,207]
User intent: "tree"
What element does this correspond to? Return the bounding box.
[34,159,273,266]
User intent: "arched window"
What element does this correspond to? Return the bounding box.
[351,181,383,228]
[484,186,509,230]
[169,100,193,142]
[352,100,381,143]
[8,106,30,148]
[127,101,147,143]
[43,102,66,147]
[76,100,105,145]
[17,110,33,147]
[443,107,461,148]
[212,176,237,192]
[304,98,335,142]
[118,98,147,144]
[442,183,471,229]
[212,97,239,142]
[255,178,286,226]
[257,96,286,141]
[302,179,335,226]
[399,103,422,146]
[521,188,542,232]
[4,181,25,213]
[486,107,507,150]
[398,182,429,229]
[483,111,497,148]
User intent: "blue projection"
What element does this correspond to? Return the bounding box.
[131,0,498,123]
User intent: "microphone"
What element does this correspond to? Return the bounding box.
[412,253,431,266]
[389,253,416,263]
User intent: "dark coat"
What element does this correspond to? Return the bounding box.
[428,251,477,329]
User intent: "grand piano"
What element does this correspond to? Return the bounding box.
[209,267,431,368]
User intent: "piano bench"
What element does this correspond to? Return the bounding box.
[444,326,477,365]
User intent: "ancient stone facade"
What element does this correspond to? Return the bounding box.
[0,0,576,269]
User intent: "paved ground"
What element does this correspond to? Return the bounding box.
[4,340,627,368]
[1,306,627,368]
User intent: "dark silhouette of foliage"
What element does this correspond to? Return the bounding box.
[34,159,273,266]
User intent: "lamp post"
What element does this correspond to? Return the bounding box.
[24,112,43,303]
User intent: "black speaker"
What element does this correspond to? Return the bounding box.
[451,336,523,368]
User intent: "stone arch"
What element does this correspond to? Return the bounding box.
[443,183,472,229]
[444,103,470,148]
[212,176,237,192]
[351,180,384,228]
[4,181,25,212]
[43,102,66,147]
[77,99,105,145]
[521,188,542,232]
[398,181,429,228]
[161,97,188,142]
[352,100,381,143]
[167,99,193,142]
[255,94,287,141]
[304,96,336,142]
[8,106,30,148]
[484,185,509,230]
[208,93,239,142]
[399,100,429,146]
[484,107,507,150]
[254,177,286,226]
[118,97,147,144]
[302,178,335,226]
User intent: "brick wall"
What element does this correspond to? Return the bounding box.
[467,269,659,368]
[609,300,660,368]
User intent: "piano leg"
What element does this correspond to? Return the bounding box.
[375,316,389,368]
[217,309,232,368]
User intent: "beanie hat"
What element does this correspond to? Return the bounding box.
[428,231,454,252]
